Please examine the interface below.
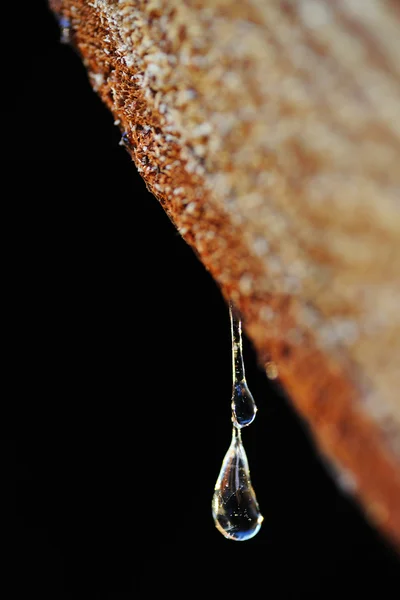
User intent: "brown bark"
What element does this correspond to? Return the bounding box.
[49,0,400,548]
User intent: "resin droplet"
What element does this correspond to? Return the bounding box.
[230,302,257,427]
[212,427,263,541]
[232,381,257,428]
[58,16,71,44]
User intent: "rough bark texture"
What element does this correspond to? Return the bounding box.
[49,0,400,547]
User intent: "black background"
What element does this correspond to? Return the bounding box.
[8,1,400,596]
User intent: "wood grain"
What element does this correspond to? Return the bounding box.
[49,0,400,547]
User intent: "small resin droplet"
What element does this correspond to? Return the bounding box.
[232,381,257,428]
[58,16,71,44]
[230,302,257,427]
[212,427,263,541]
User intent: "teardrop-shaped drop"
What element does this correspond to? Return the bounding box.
[212,427,263,541]
[232,380,257,428]
[229,303,257,427]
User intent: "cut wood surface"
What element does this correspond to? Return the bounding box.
[49,0,400,547]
